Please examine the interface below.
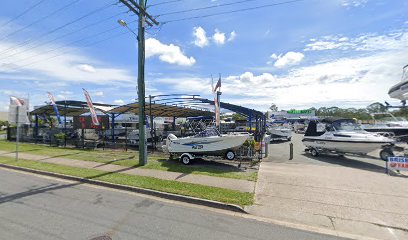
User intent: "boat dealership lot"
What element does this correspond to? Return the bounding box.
[247,133,408,239]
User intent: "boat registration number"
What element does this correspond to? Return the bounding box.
[192,145,203,149]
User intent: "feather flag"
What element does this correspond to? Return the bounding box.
[214,78,221,92]
[212,77,221,127]
[47,92,62,125]
[83,88,99,126]
[10,96,23,106]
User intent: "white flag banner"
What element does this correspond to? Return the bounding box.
[83,88,100,126]
[8,97,30,125]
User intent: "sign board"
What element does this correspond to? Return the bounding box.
[387,157,408,172]
[269,110,315,119]
[121,114,139,122]
[73,116,109,130]
[8,98,30,125]
[287,110,313,114]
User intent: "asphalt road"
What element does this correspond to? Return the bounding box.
[0,168,347,240]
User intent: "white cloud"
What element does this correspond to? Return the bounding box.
[193,28,236,46]
[91,91,104,96]
[212,29,226,45]
[77,64,96,73]
[155,28,408,110]
[271,51,305,68]
[193,26,209,48]
[228,31,237,42]
[0,41,133,84]
[114,99,125,105]
[341,0,368,7]
[155,77,211,93]
[145,38,196,66]
[305,32,408,52]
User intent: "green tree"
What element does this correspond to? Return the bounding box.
[231,113,246,121]
[366,102,387,113]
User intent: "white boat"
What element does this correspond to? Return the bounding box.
[128,129,153,146]
[362,112,408,142]
[268,125,292,141]
[163,127,250,164]
[388,64,408,101]
[303,118,394,160]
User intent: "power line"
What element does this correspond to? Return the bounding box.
[1,11,127,60]
[0,2,116,57]
[157,0,263,17]
[161,0,305,24]
[0,0,81,41]
[4,19,137,67]
[148,0,183,7]
[8,30,131,72]
[0,0,48,30]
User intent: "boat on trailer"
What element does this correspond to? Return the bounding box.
[303,118,395,160]
[163,127,250,165]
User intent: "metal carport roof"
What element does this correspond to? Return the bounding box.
[30,100,115,117]
[109,102,213,117]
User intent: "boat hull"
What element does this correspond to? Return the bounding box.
[166,134,249,155]
[363,128,408,142]
[303,137,392,154]
[389,81,408,101]
[268,128,292,139]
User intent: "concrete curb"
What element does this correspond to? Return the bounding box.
[0,163,247,213]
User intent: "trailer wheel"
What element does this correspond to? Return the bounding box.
[225,150,236,161]
[181,155,192,165]
[310,148,319,157]
[380,149,394,161]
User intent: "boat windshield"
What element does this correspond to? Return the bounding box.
[194,128,220,137]
[372,113,407,122]
[402,65,408,82]
[332,120,362,131]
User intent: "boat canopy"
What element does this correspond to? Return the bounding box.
[304,121,325,137]
[194,128,220,137]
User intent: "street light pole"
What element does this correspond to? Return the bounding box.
[118,0,159,166]
[137,0,147,165]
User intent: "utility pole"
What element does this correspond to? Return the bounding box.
[118,0,159,165]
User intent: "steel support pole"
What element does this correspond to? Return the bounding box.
[34,114,38,143]
[111,113,115,143]
[149,95,155,151]
[249,112,252,133]
[15,105,19,161]
[64,102,67,147]
[138,0,147,165]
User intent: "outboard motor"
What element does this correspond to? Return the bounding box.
[167,134,177,141]
[163,134,178,153]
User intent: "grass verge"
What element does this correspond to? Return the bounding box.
[0,140,257,181]
[0,157,254,207]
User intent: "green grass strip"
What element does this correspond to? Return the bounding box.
[0,157,254,207]
[0,140,257,181]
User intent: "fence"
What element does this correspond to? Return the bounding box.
[6,126,161,152]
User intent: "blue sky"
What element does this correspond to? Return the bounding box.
[0,0,407,112]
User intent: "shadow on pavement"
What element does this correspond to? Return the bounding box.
[0,165,138,205]
[300,153,387,173]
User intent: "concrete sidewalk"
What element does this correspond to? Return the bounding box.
[246,135,408,240]
[0,151,255,193]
